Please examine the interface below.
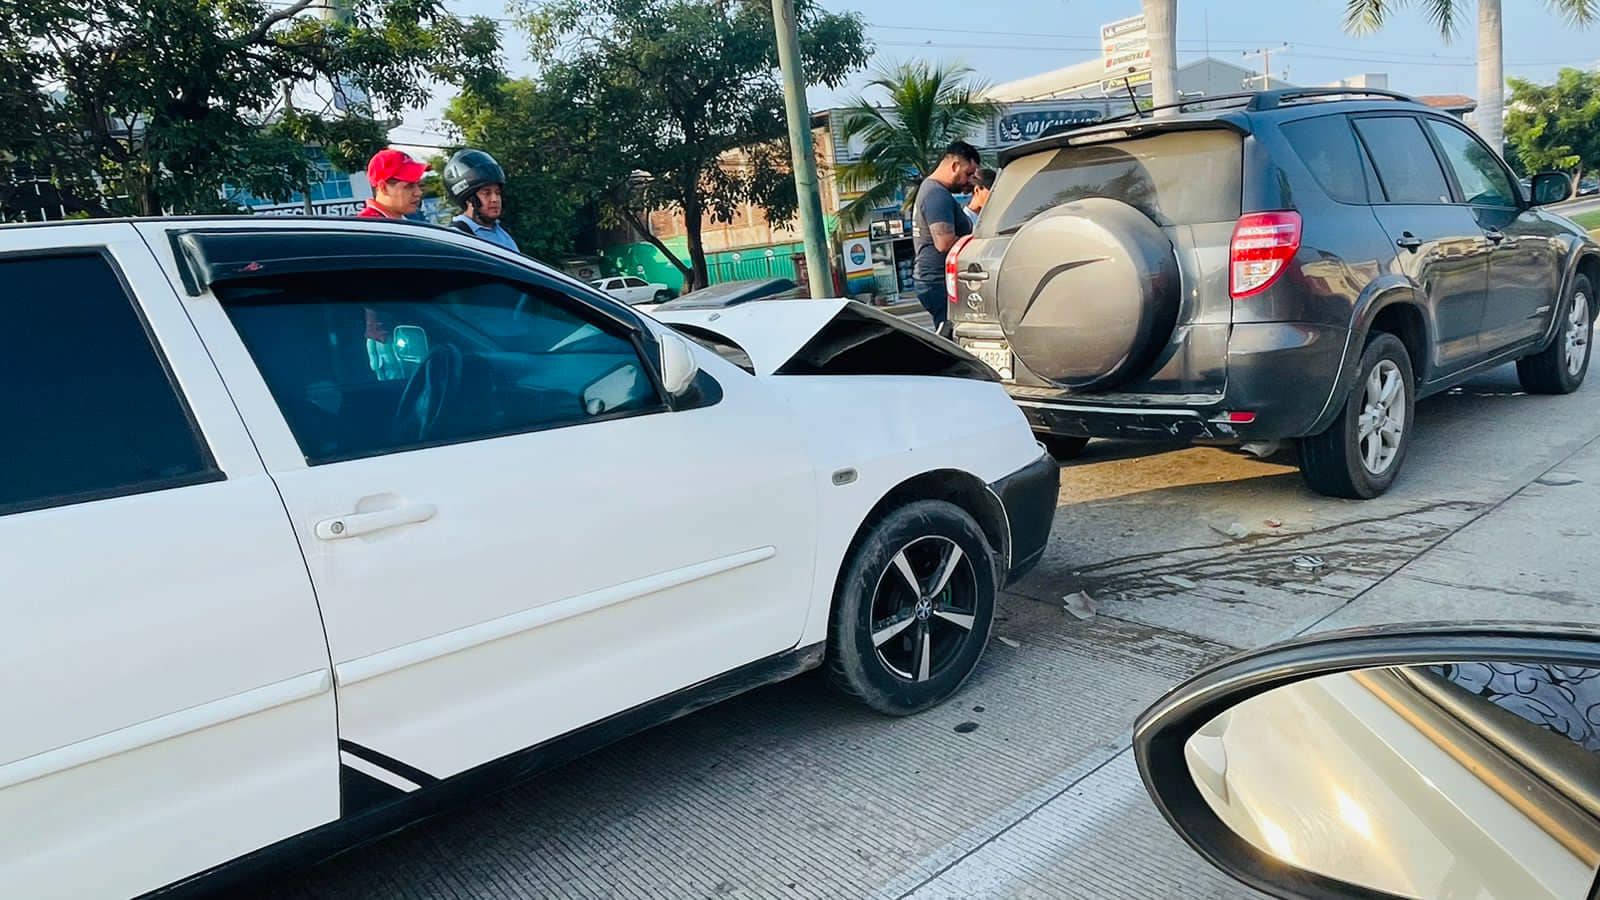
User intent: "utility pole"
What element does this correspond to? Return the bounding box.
[1241,44,1288,90]
[770,0,834,300]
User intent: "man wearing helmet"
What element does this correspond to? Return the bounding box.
[444,149,519,252]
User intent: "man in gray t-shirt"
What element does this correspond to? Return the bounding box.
[911,141,981,331]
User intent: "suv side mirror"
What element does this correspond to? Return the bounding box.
[658,331,701,399]
[1531,171,1574,206]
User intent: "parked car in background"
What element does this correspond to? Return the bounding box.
[949,88,1599,499]
[591,274,673,306]
[1,215,1057,899]
[1579,177,1599,197]
[638,277,803,314]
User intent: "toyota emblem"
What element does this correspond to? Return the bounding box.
[966,292,984,311]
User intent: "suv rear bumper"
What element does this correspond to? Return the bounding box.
[1010,322,1349,442]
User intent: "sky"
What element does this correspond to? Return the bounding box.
[396,0,1600,147]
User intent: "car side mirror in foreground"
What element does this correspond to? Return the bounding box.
[1532,172,1575,207]
[658,331,701,400]
[1135,623,1600,900]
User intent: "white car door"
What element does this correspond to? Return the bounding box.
[0,227,336,899]
[623,276,650,304]
[175,234,818,781]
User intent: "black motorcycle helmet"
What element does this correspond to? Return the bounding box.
[443,149,505,209]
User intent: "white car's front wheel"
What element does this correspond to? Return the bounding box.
[826,500,997,716]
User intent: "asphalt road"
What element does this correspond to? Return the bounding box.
[240,363,1600,900]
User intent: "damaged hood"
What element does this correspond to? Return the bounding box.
[654,299,996,381]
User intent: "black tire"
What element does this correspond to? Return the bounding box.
[653,290,672,304]
[1300,332,1416,500]
[1517,274,1593,395]
[1038,433,1090,461]
[826,500,997,716]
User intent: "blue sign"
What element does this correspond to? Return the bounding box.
[849,244,868,266]
[997,108,1107,145]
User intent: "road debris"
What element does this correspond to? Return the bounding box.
[1536,475,1583,487]
[1211,521,1252,540]
[1063,590,1097,620]
[997,636,1022,649]
[1265,518,1282,529]
[1159,575,1199,590]
[954,722,980,734]
[1291,554,1326,572]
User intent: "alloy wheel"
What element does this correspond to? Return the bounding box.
[1567,290,1591,378]
[1357,359,1406,476]
[869,536,980,683]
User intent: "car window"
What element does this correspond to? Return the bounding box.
[1426,119,1519,208]
[218,270,665,465]
[2,253,217,516]
[624,277,648,288]
[978,129,1242,236]
[1281,115,1369,204]
[1352,116,1453,205]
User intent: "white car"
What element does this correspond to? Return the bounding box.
[591,273,672,306]
[1,217,1057,898]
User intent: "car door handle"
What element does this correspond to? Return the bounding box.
[1396,233,1424,251]
[315,503,437,541]
[960,269,990,282]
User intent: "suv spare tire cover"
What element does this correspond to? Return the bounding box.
[995,197,1182,390]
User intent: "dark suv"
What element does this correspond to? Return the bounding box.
[949,89,1599,498]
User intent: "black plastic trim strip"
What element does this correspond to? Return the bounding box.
[338,764,408,819]
[337,740,440,790]
[142,641,827,899]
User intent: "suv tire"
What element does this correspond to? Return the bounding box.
[1038,434,1090,461]
[1517,274,1593,395]
[826,500,996,716]
[1300,332,1415,500]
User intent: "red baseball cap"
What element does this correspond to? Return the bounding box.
[366,149,427,187]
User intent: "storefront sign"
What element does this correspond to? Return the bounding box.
[997,108,1108,144]
[1102,14,1151,79]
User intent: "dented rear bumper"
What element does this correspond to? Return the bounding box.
[989,450,1061,585]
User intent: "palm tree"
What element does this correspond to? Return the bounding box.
[834,61,998,225]
[1345,1,1597,154]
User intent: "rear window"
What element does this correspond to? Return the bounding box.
[1281,115,1369,204]
[979,129,1242,236]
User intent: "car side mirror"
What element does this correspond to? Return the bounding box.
[658,331,701,400]
[391,325,431,364]
[1135,623,1600,900]
[1532,172,1574,207]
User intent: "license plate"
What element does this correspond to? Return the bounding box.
[965,342,1013,377]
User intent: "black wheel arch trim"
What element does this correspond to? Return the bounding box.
[1308,280,1430,437]
[1540,243,1600,354]
[1134,621,1600,900]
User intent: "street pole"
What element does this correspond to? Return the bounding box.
[770,0,834,299]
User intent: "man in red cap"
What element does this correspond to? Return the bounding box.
[358,148,427,219]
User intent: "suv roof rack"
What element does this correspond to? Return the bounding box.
[1247,87,1418,110]
[1036,87,1419,140]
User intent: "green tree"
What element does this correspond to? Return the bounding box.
[1505,68,1600,186]
[444,66,629,263]
[518,0,870,290]
[0,0,501,216]
[834,61,997,225]
[1344,0,1598,154]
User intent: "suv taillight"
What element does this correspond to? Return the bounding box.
[1229,211,1302,299]
[947,235,976,305]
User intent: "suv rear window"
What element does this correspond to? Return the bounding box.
[978,129,1242,236]
[1281,115,1369,204]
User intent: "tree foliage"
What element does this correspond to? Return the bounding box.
[1506,68,1600,181]
[834,61,996,225]
[0,0,500,216]
[515,0,870,289]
